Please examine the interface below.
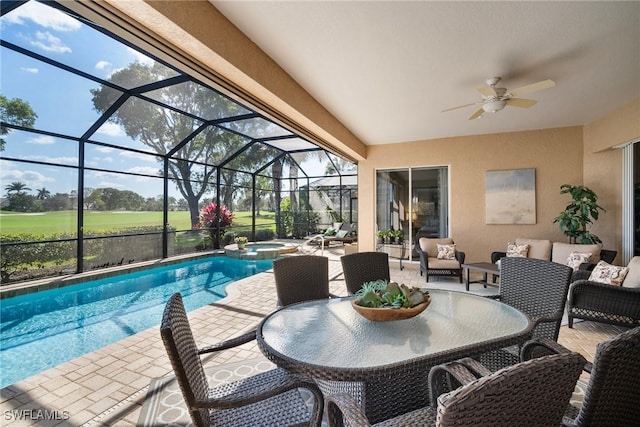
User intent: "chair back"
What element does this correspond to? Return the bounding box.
[436,352,586,426]
[500,257,572,341]
[273,255,329,306]
[575,326,640,426]
[160,292,209,427]
[341,251,390,294]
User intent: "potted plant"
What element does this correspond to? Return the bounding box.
[351,279,431,321]
[553,184,605,244]
[376,229,391,243]
[234,235,248,250]
[391,229,404,244]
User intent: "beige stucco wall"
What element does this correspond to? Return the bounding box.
[358,127,584,263]
[582,98,640,262]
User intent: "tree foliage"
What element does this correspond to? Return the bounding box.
[0,94,37,151]
[90,62,267,227]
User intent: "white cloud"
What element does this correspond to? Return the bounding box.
[0,166,55,189]
[28,135,55,145]
[96,122,124,137]
[121,151,157,162]
[127,166,161,176]
[94,146,115,154]
[31,31,71,54]
[3,1,81,32]
[95,60,111,71]
[20,67,39,74]
[127,47,154,66]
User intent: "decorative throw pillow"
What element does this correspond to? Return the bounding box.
[324,228,336,236]
[588,260,629,286]
[436,244,456,260]
[506,243,529,258]
[335,230,349,238]
[566,252,592,271]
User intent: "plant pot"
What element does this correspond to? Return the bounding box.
[351,297,431,322]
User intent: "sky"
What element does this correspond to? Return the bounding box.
[1,1,333,201]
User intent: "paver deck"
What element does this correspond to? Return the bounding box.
[0,244,628,426]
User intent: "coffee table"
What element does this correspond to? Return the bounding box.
[462,262,500,291]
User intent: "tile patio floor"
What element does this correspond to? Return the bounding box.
[0,244,629,426]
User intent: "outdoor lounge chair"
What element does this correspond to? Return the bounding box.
[326,351,585,426]
[340,251,391,294]
[520,326,640,426]
[308,223,357,248]
[273,255,334,306]
[160,292,324,427]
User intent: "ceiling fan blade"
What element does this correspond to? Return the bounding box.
[468,108,484,120]
[506,98,538,108]
[477,86,497,97]
[442,102,478,112]
[509,79,555,97]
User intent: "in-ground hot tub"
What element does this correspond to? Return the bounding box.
[225,242,299,260]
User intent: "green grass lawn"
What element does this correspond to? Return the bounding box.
[0,210,276,234]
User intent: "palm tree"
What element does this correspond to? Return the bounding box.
[36,188,51,200]
[4,181,31,195]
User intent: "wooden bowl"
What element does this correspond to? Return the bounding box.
[351,297,431,322]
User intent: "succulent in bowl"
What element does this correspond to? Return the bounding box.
[354,279,429,309]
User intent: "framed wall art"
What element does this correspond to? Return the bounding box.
[485,168,536,224]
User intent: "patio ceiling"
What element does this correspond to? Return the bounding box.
[211,1,640,145]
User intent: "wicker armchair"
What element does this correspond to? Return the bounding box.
[160,293,324,427]
[478,257,573,371]
[415,237,465,283]
[520,326,640,426]
[326,351,585,426]
[567,266,640,328]
[340,251,391,294]
[273,255,332,307]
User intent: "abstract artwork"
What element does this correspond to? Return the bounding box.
[485,168,536,224]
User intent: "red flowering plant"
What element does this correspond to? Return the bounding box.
[196,202,234,248]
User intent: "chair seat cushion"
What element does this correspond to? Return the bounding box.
[428,258,461,269]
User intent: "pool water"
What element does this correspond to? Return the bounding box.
[0,256,272,388]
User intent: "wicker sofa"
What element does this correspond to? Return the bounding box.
[567,256,640,328]
[490,238,613,265]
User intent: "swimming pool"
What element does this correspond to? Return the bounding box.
[0,256,273,389]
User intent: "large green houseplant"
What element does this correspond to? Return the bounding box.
[553,184,605,244]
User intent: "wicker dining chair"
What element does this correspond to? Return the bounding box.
[160,292,324,427]
[340,251,391,294]
[273,255,332,307]
[479,256,573,371]
[326,351,585,426]
[520,326,640,426]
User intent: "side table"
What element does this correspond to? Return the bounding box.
[376,242,406,270]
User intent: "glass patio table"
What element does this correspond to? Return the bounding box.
[257,289,532,423]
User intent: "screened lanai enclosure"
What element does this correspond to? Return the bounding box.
[0,1,357,284]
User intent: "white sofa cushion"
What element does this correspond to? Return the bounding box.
[551,242,601,265]
[515,238,552,260]
[419,237,454,257]
[622,256,640,288]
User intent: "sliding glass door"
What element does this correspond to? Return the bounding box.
[376,166,449,262]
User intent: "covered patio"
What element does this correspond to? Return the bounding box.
[0,244,627,426]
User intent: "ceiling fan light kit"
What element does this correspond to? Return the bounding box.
[442,77,556,120]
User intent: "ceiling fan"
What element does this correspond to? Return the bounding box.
[442,77,556,120]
